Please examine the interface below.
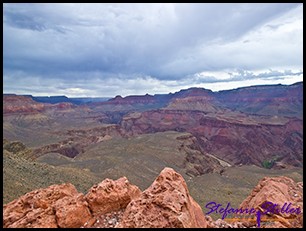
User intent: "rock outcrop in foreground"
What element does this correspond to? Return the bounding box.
[3,168,206,228]
[239,176,303,228]
[3,168,303,228]
[205,176,303,228]
[117,168,207,228]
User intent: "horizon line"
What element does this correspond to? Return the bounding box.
[3,81,303,98]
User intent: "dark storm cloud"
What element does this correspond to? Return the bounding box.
[3,3,303,96]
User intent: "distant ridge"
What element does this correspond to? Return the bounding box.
[4,81,302,101]
[4,81,302,118]
[28,95,110,105]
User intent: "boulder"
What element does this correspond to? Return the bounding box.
[3,183,78,228]
[85,176,141,215]
[240,176,303,228]
[55,193,92,228]
[117,167,207,228]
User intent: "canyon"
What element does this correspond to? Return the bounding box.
[3,82,303,227]
[3,82,303,168]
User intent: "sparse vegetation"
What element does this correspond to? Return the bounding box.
[262,159,274,169]
[3,148,100,204]
[3,135,303,213]
[262,156,280,169]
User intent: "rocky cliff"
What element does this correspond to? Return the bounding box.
[216,82,303,118]
[3,95,75,114]
[121,109,303,168]
[3,82,303,169]
[3,168,303,228]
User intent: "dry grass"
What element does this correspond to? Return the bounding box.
[188,165,303,219]
[3,150,100,204]
[35,131,303,221]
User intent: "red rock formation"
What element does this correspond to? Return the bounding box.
[3,95,76,114]
[204,177,303,228]
[173,87,213,98]
[3,168,207,228]
[117,167,207,228]
[216,82,303,120]
[3,95,46,114]
[121,109,303,168]
[54,102,75,110]
[106,94,156,105]
[54,193,92,228]
[239,176,303,228]
[85,177,141,215]
[3,183,81,228]
[166,96,219,112]
[31,124,124,159]
[4,82,302,167]
[2,169,303,228]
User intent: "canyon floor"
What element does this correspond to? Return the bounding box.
[3,135,303,220]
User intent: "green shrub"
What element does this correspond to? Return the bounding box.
[262,159,274,169]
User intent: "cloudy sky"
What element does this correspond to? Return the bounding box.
[3,3,303,97]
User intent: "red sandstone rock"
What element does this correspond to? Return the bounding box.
[240,176,303,228]
[85,177,141,215]
[117,167,207,228]
[3,183,78,228]
[54,193,92,228]
[3,170,303,229]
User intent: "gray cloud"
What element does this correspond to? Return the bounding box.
[3,3,303,96]
[3,69,302,97]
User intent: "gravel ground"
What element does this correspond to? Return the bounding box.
[81,209,124,228]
